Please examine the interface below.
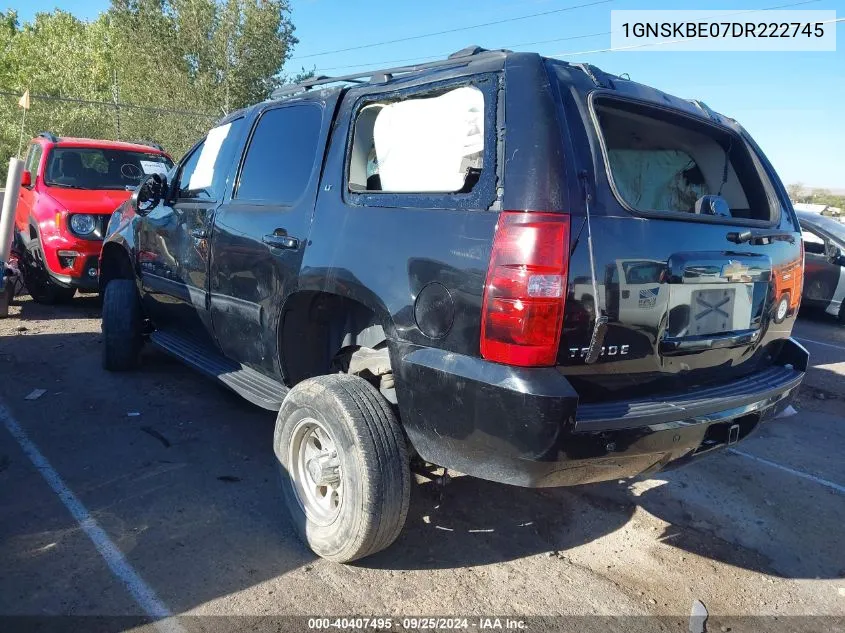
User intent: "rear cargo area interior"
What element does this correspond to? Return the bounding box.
[595,99,773,221]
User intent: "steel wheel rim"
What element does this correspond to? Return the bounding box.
[776,296,789,321]
[289,417,343,526]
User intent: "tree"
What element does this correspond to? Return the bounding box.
[786,182,804,202]
[0,1,299,177]
[107,0,297,115]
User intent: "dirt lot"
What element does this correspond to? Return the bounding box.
[1,294,844,632]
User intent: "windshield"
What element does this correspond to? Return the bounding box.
[44,147,173,190]
[803,213,845,244]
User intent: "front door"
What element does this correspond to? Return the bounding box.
[801,223,842,309]
[16,142,43,242]
[210,102,328,377]
[139,118,246,341]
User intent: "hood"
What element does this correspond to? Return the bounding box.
[44,187,132,215]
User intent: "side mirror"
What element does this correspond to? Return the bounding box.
[131,174,167,216]
[825,242,843,265]
[20,170,32,188]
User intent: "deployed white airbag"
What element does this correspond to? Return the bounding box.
[608,149,707,213]
[373,86,484,192]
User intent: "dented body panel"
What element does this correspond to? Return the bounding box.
[102,51,806,487]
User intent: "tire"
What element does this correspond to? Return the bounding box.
[101,279,143,371]
[21,240,76,305]
[839,301,845,326]
[274,374,411,563]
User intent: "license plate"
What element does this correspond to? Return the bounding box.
[690,288,736,335]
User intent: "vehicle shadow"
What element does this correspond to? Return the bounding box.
[365,437,842,580]
[363,474,635,570]
[798,304,843,327]
[1,317,842,625]
[13,292,102,322]
[0,325,310,622]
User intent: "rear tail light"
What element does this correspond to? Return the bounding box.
[480,211,570,367]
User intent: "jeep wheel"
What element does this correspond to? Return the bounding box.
[21,240,75,304]
[274,374,411,563]
[101,279,143,371]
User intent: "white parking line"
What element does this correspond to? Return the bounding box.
[729,448,845,495]
[0,402,185,633]
[795,337,845,353]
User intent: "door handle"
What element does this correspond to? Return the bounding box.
[263,232,299,250]
[191,227,209,239]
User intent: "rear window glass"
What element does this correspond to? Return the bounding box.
[593,98,773,222]
[348,86,484,194]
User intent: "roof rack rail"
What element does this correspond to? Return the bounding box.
[687,99,720,123]
[133,139,165,152]
[271,46,507,99]
[38,131,59,143]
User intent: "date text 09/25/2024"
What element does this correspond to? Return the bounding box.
[307,618,527,630]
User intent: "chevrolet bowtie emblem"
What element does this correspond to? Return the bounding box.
[722,260,751,282]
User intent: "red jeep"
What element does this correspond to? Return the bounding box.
[15,133,173,303]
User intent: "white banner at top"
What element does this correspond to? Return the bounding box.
[610,10,837,52]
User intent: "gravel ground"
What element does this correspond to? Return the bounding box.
[0,294,844,632]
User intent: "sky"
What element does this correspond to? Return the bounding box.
[7,0,844,189]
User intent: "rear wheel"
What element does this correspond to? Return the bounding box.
[274,374,411,563]
[21,240,75,304]
[774,293,790,323]
[101,279,143,371]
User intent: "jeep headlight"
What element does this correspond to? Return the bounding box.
[69,214,96,235]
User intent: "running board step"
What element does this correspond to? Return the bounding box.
[149,330,288,411]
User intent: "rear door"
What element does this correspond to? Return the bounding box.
[210,101,330,377]
[546,66,802,402]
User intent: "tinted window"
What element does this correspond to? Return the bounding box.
[236,105,322,204]
[178,118,244,200]
[44,147,172,190]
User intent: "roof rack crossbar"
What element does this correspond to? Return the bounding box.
[271,47,506,99]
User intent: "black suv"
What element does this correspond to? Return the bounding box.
[100,47,808,563]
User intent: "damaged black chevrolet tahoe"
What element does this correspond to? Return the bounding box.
[100,47,808,562]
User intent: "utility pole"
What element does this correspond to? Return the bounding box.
[112,69,121,140]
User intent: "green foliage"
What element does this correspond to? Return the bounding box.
[0,1,297,180]
[788,183,845,211]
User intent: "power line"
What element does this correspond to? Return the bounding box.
[314,31,609,74]
[0,90,215,118]
[290,0,615,61]
[311,0,827,75]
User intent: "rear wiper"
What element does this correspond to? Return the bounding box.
[727,229,795,245]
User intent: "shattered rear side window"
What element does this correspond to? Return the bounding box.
[349,86,484,194]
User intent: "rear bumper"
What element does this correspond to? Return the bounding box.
[393,338,807,487]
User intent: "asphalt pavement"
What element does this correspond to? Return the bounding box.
[0,296,843,633]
